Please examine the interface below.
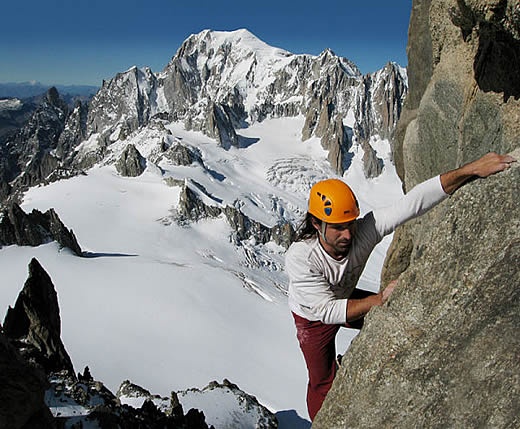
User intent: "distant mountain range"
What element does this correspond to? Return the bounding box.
[0,29,408,209]
[0,81,99,99]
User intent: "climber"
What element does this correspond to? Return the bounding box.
[285,152,516,421]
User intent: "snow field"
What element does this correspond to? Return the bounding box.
[0,117,403,426]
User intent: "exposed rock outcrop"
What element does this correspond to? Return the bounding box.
[176,379,278,429]
[0,203,83,256]
[55,100,88,160]
[157,140,203,166]
[354,62,408,145]
[205,101,240,149]
[361,140,384,178]
[3,258,75,377]
[6,88,67,187]
[176,181,295,248]
[47,372,212,428]
[0,88,88,206]
[87,66,157,138]
[0,332,56,429]
[115,143,147,177]
[314,1,520,428]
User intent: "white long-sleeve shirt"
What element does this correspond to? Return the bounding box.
[286,175,449,324]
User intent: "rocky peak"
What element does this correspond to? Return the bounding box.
[3,258,75,377]
[0,203,83,256]
[317,48,361,77]
[55,100,88,161]
[176,379,278,428]
[354,62,408,144]
[65,29,407,182]
[45,87,68,113]
[115,143,147,177]
[88,66,159,139]
[0,87,85,206]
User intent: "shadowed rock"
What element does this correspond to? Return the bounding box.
[0,332,56,429]
[115,143,147,177]
[0,203,82,256]
[3,258,75,377]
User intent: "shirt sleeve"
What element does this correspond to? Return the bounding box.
[373,175,449,236]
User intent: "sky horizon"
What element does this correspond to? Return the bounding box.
[2,1,412,87]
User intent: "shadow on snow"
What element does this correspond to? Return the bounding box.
[276,410,311,429]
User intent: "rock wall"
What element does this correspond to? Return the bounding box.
[313,0,520,427]
[0,204,83,256]
[3,258,75,377]
[0,332,56,429]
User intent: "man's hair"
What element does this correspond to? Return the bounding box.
[294,212,319,242]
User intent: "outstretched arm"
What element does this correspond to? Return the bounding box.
[440,152,516,195]
[347,153,515,317]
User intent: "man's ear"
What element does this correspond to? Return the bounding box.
[310,217,321,232]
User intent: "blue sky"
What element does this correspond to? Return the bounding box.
[2,0,412,86]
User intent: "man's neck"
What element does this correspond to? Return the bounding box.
[317,235,348,260]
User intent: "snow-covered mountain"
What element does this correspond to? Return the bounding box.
[77,28,406,175]
[0,29,407,427]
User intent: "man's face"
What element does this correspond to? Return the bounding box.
[313,219,357,259]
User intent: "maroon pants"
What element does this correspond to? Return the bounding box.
[292,288,375,421]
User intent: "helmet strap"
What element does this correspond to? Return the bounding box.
[320,222,329,244]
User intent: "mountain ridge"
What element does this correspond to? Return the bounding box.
[1,29,407,239]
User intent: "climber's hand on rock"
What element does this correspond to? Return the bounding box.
[381,279,398,304]
[469,152,516,178]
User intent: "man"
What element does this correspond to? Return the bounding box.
[285,152,516,421]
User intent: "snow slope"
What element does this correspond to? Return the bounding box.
[0,116,403,427]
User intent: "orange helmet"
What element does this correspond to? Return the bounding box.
[308,179,360,223]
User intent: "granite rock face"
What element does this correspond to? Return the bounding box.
[0,332,56,429]
[0,203,83,256]
[3,258,75,377]
[313,1,520,427]
[115,143,147,177]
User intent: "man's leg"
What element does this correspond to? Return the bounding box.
[292,312,341,421]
